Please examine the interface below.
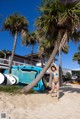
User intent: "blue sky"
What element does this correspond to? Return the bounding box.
[0,0,80,70]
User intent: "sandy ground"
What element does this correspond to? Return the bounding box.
[0,83,80,119]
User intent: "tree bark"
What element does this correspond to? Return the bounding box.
[21,43,58,93]
[59,49,63,86]
[8,31,18,73]
[41,55,44,68]
[58,31,68,86]
[21,31,62,93]
[31,45,34,65]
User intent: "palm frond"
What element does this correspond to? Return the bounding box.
[35,0,80,57]
[3,13,28,36]
[73,45,80,65]
[21,31,38,47]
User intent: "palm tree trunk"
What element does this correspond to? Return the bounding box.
[21,43,58,93]
[8,31,18,73]
[31,45,34,65]
[41,55,44,68]
[58,31,68,86]
[21,32,62,93]
[59,49,63,86]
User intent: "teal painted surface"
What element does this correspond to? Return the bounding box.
[3,65,45,91]
[11,69,37,84]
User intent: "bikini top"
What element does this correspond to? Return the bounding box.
[52,72,59,77]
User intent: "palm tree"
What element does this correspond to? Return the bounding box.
[73,45,80,65]
[0,50,6,58]
[21,32,37,64]
[21,0,80,93]
[3,13,28,73]
[38,39,52,67]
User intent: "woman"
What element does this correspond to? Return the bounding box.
[49,63,59,99]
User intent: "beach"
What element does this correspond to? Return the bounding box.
[0,83,80,119]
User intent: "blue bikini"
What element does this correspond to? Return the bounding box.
[52,72,59,85]
[52,73,58,77]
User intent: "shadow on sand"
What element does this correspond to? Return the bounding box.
[28,84,80,100]
[59,84,80,99]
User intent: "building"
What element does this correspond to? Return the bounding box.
[62,68,72,76]
[0,50,57,69]
[0,51,48,67]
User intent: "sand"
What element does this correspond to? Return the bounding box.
[0,83,80,119]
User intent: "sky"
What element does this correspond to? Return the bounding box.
[0,0,80,70]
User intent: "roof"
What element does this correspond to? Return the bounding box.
[0,50,57,62]
[25,52,57,61]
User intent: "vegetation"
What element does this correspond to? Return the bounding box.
[0,0,80,93]
[22,0,80,93]
[0,85,23,94]
[73,45,80,65]
[65,72,72,79]
[0,49,10,58]
[72,70,80,76]
[0,85,35,94]
[21,31,38,64]
[0,50,6,58]
[3,13,28,73]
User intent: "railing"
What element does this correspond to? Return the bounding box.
[0,58,28,68]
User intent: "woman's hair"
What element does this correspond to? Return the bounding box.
[51,65,57,71]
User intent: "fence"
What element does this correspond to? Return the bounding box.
[0,58,28,69]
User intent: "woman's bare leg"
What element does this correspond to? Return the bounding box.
[49,82,55,96]
[56,82,59,99]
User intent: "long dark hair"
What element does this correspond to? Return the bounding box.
[51,65,57,71]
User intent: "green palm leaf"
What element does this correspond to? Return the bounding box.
[3,13,28,73]
[73,45,80,65]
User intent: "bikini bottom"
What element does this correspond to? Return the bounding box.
[54,81,58,85]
